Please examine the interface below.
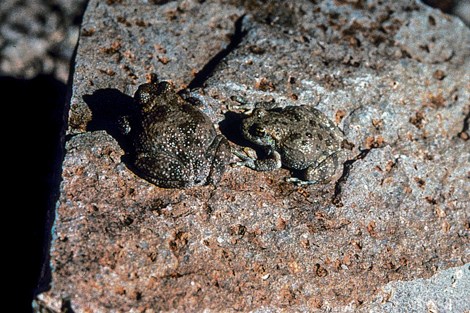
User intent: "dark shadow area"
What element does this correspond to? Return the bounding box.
[458,110,470,136]
[83,88,136,162]
[421,0,469,26]
[332,148,371,206]
[219,110,275,159]
[218,110,250,147]
[421,0,456,13]
[1,75,67,312]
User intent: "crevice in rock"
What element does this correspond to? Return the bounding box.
[187,14,247,89]
[457,109,469,139]
[61,298,76,313]
[332,148,372,207]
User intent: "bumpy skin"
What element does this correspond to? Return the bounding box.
[238,105,347,184]
[131,81,230,188]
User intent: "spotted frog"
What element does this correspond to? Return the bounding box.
[235,105,348,184]
[130,81,230,188]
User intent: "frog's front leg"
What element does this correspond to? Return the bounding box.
[234,147,282,171]
[178,88,208,107]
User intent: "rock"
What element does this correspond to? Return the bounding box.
[453,1,470,26]
[0,0,88,82]
[34,0,469,311]
[368,263,470,313]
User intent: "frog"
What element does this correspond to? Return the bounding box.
[234,105,348,185]
[129,80,230,188]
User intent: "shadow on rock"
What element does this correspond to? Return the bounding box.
[219,110,251,147]
[82,88,136,155]
[219,110,272,162]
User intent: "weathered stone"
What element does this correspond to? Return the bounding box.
[368,264,470,313]
[67,0,243,133]
[35,0,469,311]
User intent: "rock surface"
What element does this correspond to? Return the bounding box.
[368,263,470,313]
[35,0,469,312]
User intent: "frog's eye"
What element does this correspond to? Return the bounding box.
[157,81,174,94]
[135,83,158,112]
[249,124,266,137]
[253,108,266,118]
[256,126,266,136]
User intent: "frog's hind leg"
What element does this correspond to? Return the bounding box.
[205,135,231,185]
[133,152,193,188]
[287,152,342,186]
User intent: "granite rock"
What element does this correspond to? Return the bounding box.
[34,0,469,312]
[368,263,470,313]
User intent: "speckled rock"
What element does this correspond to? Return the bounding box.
[368,263,470,313]
[34,0,469,312]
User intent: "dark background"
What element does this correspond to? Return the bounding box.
[5,74,67,312]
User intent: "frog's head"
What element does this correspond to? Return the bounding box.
[243,108,277,147]
[134,81,176,113]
